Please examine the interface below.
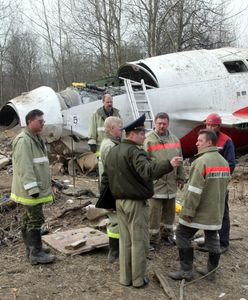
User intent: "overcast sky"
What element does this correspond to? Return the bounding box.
[229,0,248,47]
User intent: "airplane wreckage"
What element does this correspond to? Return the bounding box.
[0,47,248,161]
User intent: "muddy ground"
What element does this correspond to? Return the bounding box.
[0,150,248,300]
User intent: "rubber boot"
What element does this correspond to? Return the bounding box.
[27,229,55,265]
[196,252,220,281]
[108,237,119,263]
[22,228,50,261]
[21,228,30,260]
[168,248,194,281]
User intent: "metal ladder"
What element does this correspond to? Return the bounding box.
[122,78,155,130]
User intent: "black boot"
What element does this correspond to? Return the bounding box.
[22,228,50,261]
[168,248,194,281]
[108,237,119,263]
[196,252,220,281]
[21,228,30,260]
[27,229,55,265]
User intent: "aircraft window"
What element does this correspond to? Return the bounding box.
[224,60,248,73]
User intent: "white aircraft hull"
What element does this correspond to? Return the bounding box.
[1,47,248,157]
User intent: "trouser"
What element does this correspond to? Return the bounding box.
[116,199,149,287]
[107,212,120,239]
[219,191,230,247]
[176,224,221,254]
[22,204,45,231]
[149,198,175,243]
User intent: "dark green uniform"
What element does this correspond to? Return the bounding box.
[103,139,173,287]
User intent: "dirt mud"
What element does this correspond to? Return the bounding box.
[0,149,248,300]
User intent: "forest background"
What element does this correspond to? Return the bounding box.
[0,0,248,106]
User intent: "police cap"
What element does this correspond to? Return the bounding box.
[123,114,146,133]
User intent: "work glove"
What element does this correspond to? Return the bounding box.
[31,193,39,198]
[89,144,97,153]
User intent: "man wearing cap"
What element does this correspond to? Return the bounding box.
[88,94,121,154]
[169,129,230,281]
[198,113,235,253]
[102,114,182,288]
[144,112,185,248]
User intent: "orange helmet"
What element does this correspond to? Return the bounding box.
[205,113,222,125]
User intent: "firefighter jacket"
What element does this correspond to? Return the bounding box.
[11,128,53,206]
[98,134,120,182]
[217,132,236,173]
[99,133,121,239]
[144,130,185,199]
[179,146,230,230]
[102,139,174,200]
[88,107,121,148]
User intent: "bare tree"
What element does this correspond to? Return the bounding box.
[24,0,72,90]
[129,0,235,56]
[129,0,181,56]
[68,0,128,76]
[164,0,234,51]
[5,31,40,96]
[0,0,20,105]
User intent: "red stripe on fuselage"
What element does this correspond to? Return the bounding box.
[233,106,248,116]
[180,125,248,158]
[148,143,181,151]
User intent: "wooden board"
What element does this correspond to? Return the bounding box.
[42,227,108,255]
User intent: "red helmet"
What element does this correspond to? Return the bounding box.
[205,113,222,125]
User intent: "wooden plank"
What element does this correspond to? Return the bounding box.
[154,271,178,300]
[42,227,108,255]
[65,238,87,250]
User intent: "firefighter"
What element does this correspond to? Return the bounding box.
[169,129,230,281]
[88,94,121,155]
[197,113,236,253]
[11,109,55,265]
[99,116,123,263]
[144,112,185,249]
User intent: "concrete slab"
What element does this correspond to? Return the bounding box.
[42,227,108,255]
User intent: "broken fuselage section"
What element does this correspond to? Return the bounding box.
[1,47,248,157]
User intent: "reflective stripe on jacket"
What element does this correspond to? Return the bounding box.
[179,146,230,230]
[144,130,185,199]
[11,128,53,205]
